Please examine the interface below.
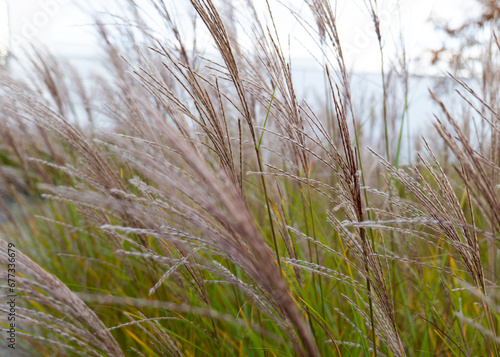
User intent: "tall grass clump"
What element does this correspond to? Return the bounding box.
[0,0,500,355]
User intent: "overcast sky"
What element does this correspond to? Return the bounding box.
[1,0,479,73]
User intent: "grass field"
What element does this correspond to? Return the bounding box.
[1,0,500,356]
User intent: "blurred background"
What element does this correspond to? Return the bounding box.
[0,0,479,73]
[0,0,494,159]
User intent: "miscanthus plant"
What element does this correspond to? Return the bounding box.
[0,0,499,355]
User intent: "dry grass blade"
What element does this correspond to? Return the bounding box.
[0,238,123,356]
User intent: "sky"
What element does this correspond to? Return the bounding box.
[0,0,479,73]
